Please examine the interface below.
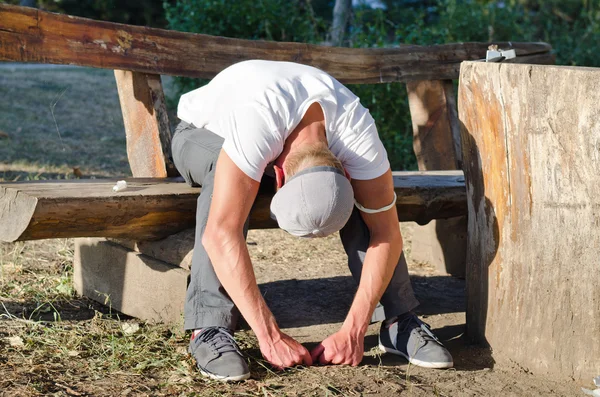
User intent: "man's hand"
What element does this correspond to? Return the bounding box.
[310,328,364,366]
[259,330,313,370]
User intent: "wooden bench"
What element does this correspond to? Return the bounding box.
[0,172,468,242]
[0,4,554,323]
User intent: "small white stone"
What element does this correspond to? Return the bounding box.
[112,180,127,192]
[120,322,140,335]
[5,336,24,347]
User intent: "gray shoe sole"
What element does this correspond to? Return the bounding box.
[378,343,453,369]
[197,366,251,382]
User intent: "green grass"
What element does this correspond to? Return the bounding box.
[0,67,130,179]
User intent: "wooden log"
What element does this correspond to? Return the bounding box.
[407,80,467,277]
[114,70,176,178]
[0,171,466,242]
[0,4,553,84]
[459,61,600,380]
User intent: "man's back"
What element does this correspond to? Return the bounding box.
[177,60,389,182]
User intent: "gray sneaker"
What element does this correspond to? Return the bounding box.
[188,327,250,381]
[379,313,453,369]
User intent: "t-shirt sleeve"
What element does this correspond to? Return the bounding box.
[335,115,390,181]
[220,106,283,182]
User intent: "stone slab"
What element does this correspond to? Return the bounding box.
[109,228,195,271]
[410,217,467,278]
[74,237,188,326]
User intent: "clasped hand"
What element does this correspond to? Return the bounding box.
[259,329,364,369]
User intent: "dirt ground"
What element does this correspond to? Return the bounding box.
[0,65,586,396]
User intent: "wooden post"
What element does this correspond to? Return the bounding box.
[459,61,600,380]
[408,80,461,170]
[407,80,467,277]
[114,70,177,178]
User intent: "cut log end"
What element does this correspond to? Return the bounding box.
[0,185,38,242]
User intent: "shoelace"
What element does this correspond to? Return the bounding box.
[196,327,240,355]
[396,315,442,345]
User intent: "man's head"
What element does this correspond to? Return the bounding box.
[270,143,354,238]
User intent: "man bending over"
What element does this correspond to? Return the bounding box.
[171,60,453,381]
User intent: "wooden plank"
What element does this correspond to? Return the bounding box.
[0,4,553,84]
[459,61,600,380]
[114,70,176,178]
[0,171,466,242]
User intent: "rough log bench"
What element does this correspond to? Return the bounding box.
[458,61,600,381]
[0,6,554,327]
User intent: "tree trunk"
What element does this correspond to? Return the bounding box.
[459,61,600,381]
[330,0,352,46]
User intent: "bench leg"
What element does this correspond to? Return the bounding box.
[73,237,188,327]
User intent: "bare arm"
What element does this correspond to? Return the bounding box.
[343,168,403,332]
[203,150,312,369]
[312,168,402,365]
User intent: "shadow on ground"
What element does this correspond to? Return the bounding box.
[0,298,129,322]
[259,274,465,328]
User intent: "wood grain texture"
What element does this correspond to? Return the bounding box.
[0,171,466,242]
[114,71,176,178]
[0,4,553,84]
[407,79,467,277]
[408,80,461,170]
[459,61,600,380]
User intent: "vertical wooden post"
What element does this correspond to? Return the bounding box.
[408,80,462,170]
[114,70,177,178]
[407,80,467,277]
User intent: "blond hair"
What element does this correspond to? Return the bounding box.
[283,143,344,178]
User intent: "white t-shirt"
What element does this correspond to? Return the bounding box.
[177,60,390,182]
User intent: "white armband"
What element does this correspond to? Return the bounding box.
[354,192,397,214]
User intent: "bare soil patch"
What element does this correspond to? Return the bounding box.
[0,65,584,396]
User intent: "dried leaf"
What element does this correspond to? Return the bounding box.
[167,373,193,384]
[0,131,9,139]
[55,383,83,396]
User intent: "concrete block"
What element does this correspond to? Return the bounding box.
[74,238,188,326]
[108,228,195,271]
[410,216,467,278]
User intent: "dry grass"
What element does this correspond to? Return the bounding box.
[0,239,427,396]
